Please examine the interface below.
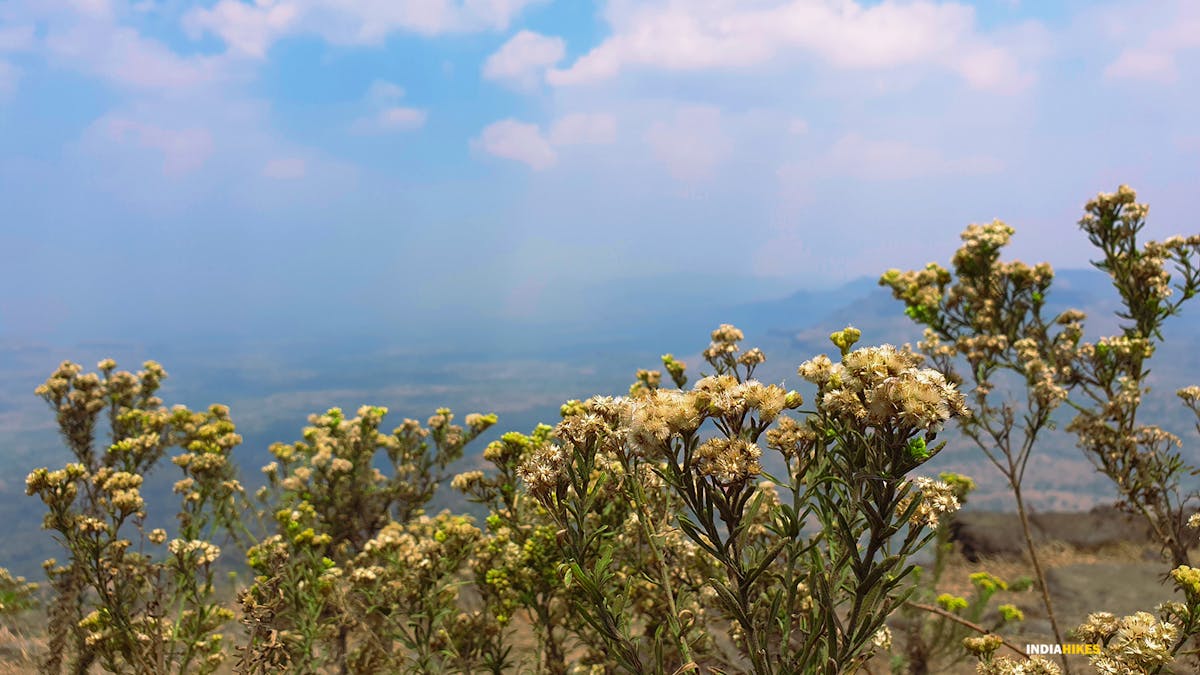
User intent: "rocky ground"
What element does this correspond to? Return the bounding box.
[903,506,1193,674]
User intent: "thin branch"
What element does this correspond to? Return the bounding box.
[904,601,1029,660]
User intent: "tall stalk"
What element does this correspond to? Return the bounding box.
[882,221,1081,673]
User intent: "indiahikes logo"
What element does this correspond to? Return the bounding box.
[1025,643,1101,655]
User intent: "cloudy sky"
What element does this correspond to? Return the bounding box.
[1,0,1197,343]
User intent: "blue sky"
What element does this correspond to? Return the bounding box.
[1,0,1198,344]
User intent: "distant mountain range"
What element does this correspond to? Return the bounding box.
[2,266,1198,576]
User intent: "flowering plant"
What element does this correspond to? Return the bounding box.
[26,360,246,675]
[513,324,968,673]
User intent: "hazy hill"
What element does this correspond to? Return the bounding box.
[1,267,1198,576]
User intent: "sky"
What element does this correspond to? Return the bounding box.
[1,0,1198,345]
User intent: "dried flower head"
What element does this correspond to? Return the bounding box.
[626,388,702,456]
[693,437,763,485]
[898,477,960,528]
[976,655,1060,675]
[517,443,569,498]
[962,634,1003,658]
[871,625,893,651]
[1079,611,1178,673]
[802,343,968,434]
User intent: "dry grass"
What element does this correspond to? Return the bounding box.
[936,540,1154,600]
[0,625,42,674]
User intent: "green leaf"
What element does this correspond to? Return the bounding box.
[906,436,930,463]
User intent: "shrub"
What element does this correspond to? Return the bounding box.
[26,360,246,675]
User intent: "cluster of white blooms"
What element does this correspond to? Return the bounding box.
[799,344,969,433]
[871,626,893,651]
[1013,338,1069,408]
[168,539,221,566]
[1076,610,1179,673]
[975,656,1061,675]
[626,388,703,455]
[703,324,745,361]
[897,477,961,529]
[693,438,763,485]
[516,443,569,498]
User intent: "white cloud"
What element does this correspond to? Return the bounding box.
[0,2,359,208]
[1105,49,1178,83]
[185,0,546,55]
[1101,2,1199,84]
[95,117,215,175]
[830,132,1003,179]
[183,0,298,58]
[377,107,427,130]
[787,132,1003,182]
[547,0,1034,94]
[456,0,548,32]
[352,80,427,132]
[644,106,731,181]
[955,43,1031,92]
[63,95,363,216]
[367,80,405,104]
[482,30,565,90]
[263,157,306,179]
[42,16,226,92]
[549,113,617,146]
[69,0,114,18]
[474,112,620,169]
[788,118,809,135]
[474,118,557,169]
[0,0,234,98]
